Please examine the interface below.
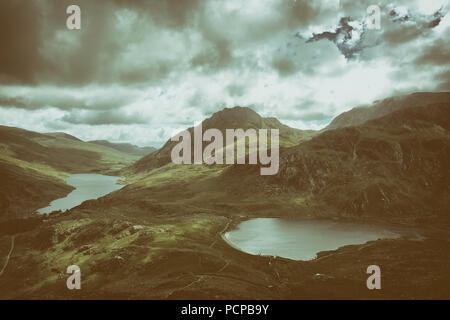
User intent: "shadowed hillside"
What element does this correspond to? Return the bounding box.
[326,92,450,130]
[273,102,450,224]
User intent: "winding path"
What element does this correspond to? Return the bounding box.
[0,235,15,277]
[209,220,230,249]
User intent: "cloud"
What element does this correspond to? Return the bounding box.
[295,112,332,121]
[0,86,139,110]
[61,109,148,125]
[0,0,449,146]
[306,17,372,60]
[435,70,450,90]
[0,1,45,84]
[414,38,450,65]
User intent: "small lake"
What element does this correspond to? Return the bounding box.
[223,218,402,261]
[37,174,123,214]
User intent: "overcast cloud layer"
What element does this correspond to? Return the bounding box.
[0,0,449,147]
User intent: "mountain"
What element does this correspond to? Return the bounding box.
[106,95,450,226]
[132,106,315,172]
[89,140,157,157]
[271,100,450,223]
[0,126,140,173]
[326,92,450,130]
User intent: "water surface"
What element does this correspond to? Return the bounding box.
[224,218,401,260]
[37,174,123,214]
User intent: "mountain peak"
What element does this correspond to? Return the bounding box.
[203,106,262,130]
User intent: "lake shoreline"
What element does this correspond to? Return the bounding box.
[36,173,124,215]
[221,217,425,261]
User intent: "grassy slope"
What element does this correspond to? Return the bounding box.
[1,196,449,299]
[0,126,141,221]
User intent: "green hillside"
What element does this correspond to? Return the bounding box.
[0,126,142,220]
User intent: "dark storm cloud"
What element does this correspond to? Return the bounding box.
[281,0,330,28]
[0,97,28,109]
[0,0,203,86]
[190,0,330,73]
[190,36,233,71]
[382,8,445,45]
[272,58,296,76]
[112,0,202,28]
[414,39,450,66]
[0,0,115,85]
[0,1,44,84]
[0,88,136,111]
[307,6,446,60]
[306,17,370,59]
[435,70,450,91]
[62,109,147,125]
[382,24,423,45]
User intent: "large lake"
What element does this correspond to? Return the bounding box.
[37,174,123,214]
[223,218,402,261]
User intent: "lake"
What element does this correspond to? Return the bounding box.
[37,174,123,214]
[223,218,402,260]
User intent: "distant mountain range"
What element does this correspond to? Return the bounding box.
[89,140,156,157]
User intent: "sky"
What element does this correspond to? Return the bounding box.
[0,0,449,147]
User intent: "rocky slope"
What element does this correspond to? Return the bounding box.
[326,92,450,130]
[273,101,450,224]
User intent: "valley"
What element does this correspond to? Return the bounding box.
[0,92,449,299]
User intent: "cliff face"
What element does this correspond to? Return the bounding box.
[276,102,450,220]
